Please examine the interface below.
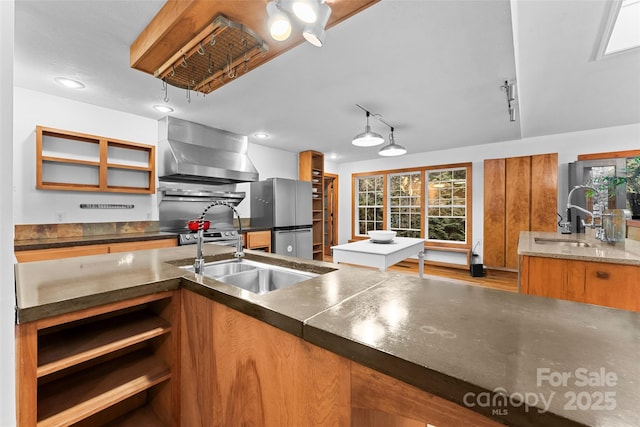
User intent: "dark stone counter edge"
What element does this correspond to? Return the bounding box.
[15,278,181,324]
[14,232,178,251]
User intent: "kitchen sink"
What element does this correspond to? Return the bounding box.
[534,238,592,248]
[182,259,318,295]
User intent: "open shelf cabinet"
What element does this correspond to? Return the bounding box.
[16,291,179,426]
[36,126,156,194]
[299,150,324,261]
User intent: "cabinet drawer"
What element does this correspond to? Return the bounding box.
[108,238,177,253]
[15,244,111,262]
[246,231,271,249]
[584,263,640,311]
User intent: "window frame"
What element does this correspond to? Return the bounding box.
[352,163,472,248]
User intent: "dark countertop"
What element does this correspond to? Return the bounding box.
[14,244,640,426]
[14,231,178,251]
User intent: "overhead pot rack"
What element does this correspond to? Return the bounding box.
[154,15,269,96]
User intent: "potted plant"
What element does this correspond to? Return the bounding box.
[625,156,640,218]
[584,155,640,218]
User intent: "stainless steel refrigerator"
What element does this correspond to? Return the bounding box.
[250,178,313,259]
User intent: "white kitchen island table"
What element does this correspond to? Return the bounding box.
[331,237,425,278]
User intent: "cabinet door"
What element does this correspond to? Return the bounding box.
[483,159,506,268]
[524,257,585,302]
[584,262,640,311]
[505,156,531,269]
[531,153,558,231]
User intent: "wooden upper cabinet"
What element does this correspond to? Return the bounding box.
[484,153,558,269]
[36,126,156,194]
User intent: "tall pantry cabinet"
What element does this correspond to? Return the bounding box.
[299,150,324,261]
[483,153,558,269]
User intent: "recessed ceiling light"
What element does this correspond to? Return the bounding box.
[54,77,85,89]
[254,132,269,139]
[153,104,174,113]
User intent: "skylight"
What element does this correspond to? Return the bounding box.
[604,0,640,55]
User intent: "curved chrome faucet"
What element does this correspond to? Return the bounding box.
[567,185,599,223]
[194,200,244,275]
[566,185,612,241]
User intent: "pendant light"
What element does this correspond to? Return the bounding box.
[352,111,384,147]
[378,129,407,157]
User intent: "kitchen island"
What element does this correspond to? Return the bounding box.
[14,243,640,426]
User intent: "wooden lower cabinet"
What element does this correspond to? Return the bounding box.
[181,290,500,426]
[15,238,177,262]
[520,256,640,311]
[243,230,271,252]
[180,290,350,426]
[15,291,180,426]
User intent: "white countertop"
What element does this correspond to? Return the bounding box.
[518,231,640,266]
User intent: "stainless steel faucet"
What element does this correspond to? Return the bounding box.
[566,185,611,241]
[194,200,244,275]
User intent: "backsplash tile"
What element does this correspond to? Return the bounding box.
[15,221,160,241]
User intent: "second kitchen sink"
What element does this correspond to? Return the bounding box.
[534,238,592,247]
[182,259,318,295]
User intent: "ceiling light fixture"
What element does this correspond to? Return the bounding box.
[378,129,407,157]
[303,2,332,47]
[254,132,269,139]
[352,105,384,147]
[500,80,517,122]
[153,104,174,113]
[54,77,85,89]
[352,104,407,157]
[291,0,319,23]
[267,1,292,41]
[267,0,331,47]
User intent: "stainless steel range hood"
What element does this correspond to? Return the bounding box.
[158,116,258,184]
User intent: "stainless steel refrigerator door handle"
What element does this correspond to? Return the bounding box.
[278,229,312,234]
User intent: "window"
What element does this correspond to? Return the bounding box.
[388,172,421,238]
[354,175,384,235]
[353,163,472,245]
[426,168,467,243]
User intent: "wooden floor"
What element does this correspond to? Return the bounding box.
[324,256,518,293]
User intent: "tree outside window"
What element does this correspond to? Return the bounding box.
[355,175,383,236]
[426,168,467,243]
[389,172,421,238]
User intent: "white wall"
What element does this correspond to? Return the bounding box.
[14,88,159,224]
[337,123,640,263]
[1,1,16,425]
[13,88,301,224]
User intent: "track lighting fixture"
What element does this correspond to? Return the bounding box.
[352,104,407,156]
[266,0,331,47]
[267,1,293,41]
[303,2,332,47]
[501,80,517,122]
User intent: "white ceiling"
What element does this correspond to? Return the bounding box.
[14,0,640,163]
